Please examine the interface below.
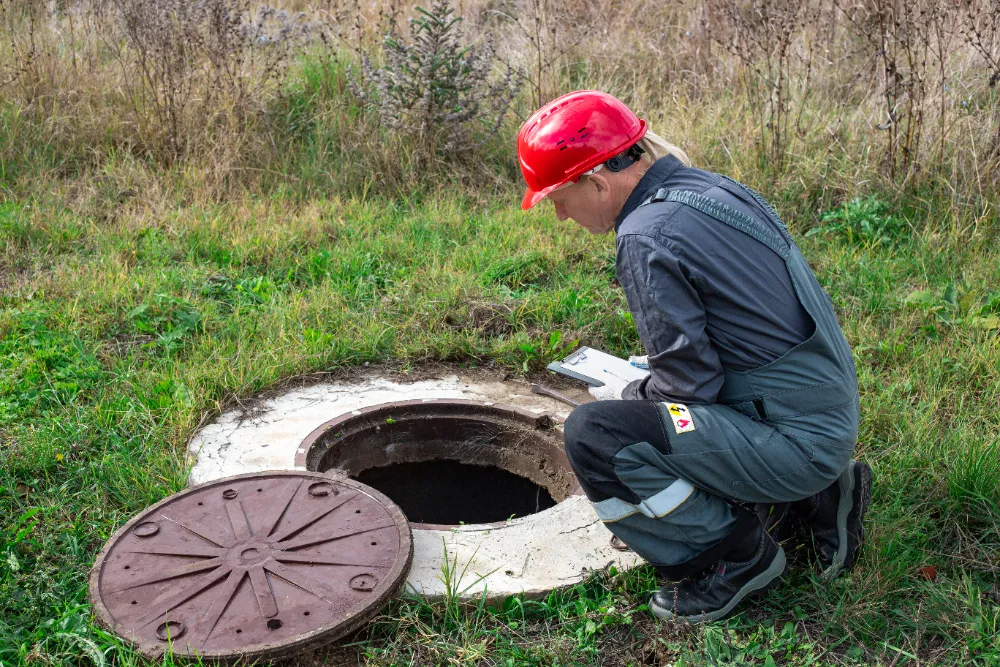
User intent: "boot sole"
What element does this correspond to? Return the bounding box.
[821,460,872,580]
[648,546,787,624]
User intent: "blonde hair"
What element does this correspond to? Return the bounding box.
[638,129,691,167]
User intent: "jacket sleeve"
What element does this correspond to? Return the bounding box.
[616,233,724,404]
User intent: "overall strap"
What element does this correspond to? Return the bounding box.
[722,177,797,247]
[640,188,791,261]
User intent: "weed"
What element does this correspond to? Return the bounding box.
[1,508,39,580]
[948,439,1000,522]
[201,274,274,309]
[107,0,316,162]
[961,0,1000,161]
[835,0,942,181]
[516,329,578,372]
[704,0,821,169]
[127,294,203,353]
[807,196,910,245]
[554,288,594,325]
[903,282,1000,332]
[0,314,103,426]
[0,0,36,91]
[490,0,594,110]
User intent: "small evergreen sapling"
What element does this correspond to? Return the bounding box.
[349,0,521,158]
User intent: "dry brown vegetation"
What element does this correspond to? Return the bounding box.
[0,0,998,215]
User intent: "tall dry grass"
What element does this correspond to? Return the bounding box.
[0,0,998,219]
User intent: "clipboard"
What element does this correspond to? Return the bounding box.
[546,347,650,387]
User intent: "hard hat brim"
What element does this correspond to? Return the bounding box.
[521,184,558,210]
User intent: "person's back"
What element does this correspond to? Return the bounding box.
[614,156,815,403]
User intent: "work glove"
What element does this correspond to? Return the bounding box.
[587,374,632,401]
[628,355,649,369]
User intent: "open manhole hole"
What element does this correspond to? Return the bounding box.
[298,400,580,528]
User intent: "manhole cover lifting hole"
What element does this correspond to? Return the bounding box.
[88,471,412,661]
[298,400,581,527]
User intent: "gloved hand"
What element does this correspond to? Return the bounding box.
[587,374,631,401]
[628,354,649,371]
[628,355,649,369]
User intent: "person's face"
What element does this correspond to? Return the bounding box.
[545,173,617,234]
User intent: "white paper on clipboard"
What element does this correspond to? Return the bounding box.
[546,347,650,387]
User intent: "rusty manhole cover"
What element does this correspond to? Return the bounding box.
[89,471,412,661]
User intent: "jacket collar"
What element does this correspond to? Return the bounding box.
[615,155,684,232]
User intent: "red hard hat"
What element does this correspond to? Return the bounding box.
[517,90,647,210]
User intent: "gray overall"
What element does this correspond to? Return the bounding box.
[583,183,860,570]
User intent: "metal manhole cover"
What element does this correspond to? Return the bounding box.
[89,471,412,661]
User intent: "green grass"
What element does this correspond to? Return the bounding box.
[1,176,999,665]
[3,0,1000,659]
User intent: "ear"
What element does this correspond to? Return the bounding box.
[589,173,613,202]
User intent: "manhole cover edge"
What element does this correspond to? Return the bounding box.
[88,470,413,662]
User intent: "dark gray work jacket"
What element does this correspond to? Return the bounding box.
[617,156,822,405]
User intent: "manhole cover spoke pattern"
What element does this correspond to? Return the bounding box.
[89,472,412,661]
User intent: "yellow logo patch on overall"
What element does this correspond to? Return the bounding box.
[666,403,696,434]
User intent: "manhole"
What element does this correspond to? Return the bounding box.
[186,376,640,600]
[297,400,580,528]
[89,471,412,661]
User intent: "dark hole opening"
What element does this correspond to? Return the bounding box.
[355,460,556,525]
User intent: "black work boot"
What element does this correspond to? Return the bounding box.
[649,511,786,623]
[794,459,872,579]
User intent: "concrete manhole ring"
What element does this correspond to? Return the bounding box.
[186,375,641,599]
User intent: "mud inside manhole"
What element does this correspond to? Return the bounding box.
[300,400,579,527]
